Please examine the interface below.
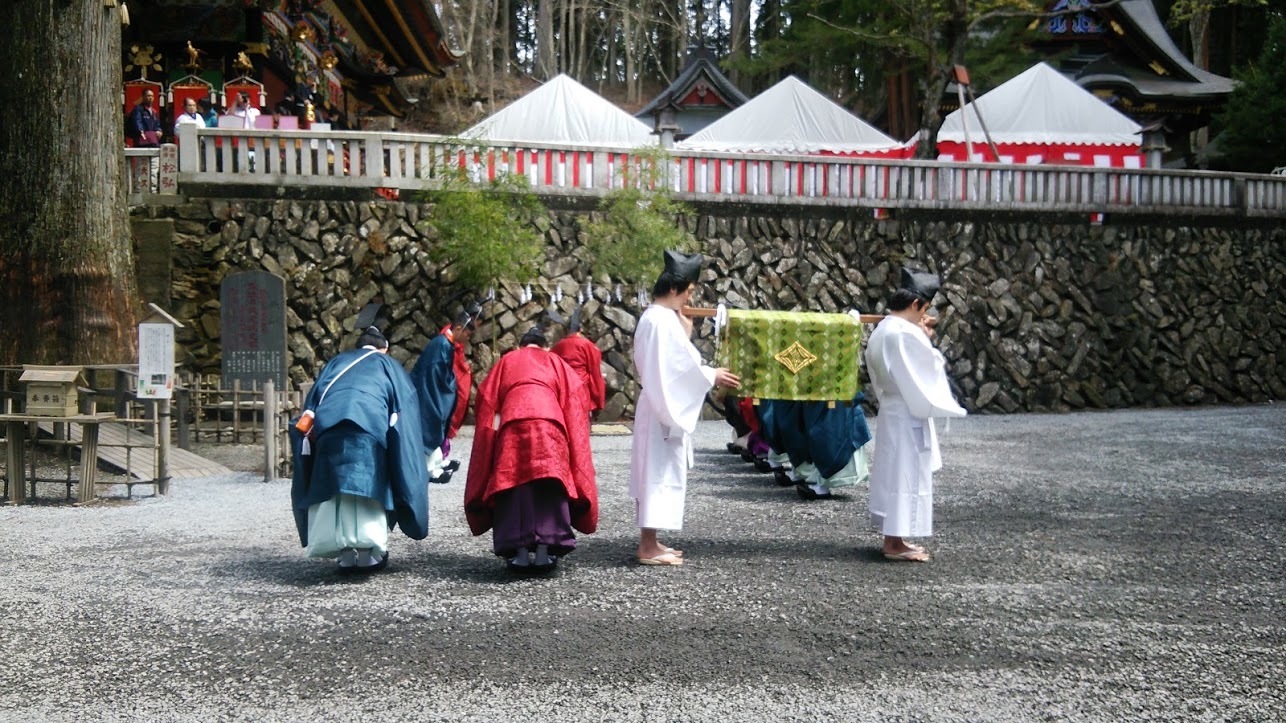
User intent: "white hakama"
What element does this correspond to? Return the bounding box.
[864,316,966,538]
[629,304,716,530]
[306,493,390,558]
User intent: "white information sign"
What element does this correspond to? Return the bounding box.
[137,322,176,399]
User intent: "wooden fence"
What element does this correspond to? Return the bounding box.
[1,366,299,503]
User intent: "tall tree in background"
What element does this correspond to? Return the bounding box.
[0,1,139,365]
[1214,12,1286,171]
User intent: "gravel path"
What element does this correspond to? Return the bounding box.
[2,405,1283,722]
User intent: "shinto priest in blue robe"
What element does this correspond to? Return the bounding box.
[290,345,429,563]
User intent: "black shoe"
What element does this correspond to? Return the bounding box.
[795,482,834,501]
[739,450,754,463]
[444,460,461,473]
[431,469,454,485]
[753,457,773,473]
[774,469,796,487]
[726,442,742,454]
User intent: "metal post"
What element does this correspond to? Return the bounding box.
[157,398,171,496]
[263,379,277,483]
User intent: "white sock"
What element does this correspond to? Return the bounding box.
[337,549,358,568]
[356,549,383,567]
[810,483,829,495]
[534,544,553,566]
[510,546,530,567]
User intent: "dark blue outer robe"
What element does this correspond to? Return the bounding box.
[290,349,429,546]
[409,334,456,452]
[755,394,873,479]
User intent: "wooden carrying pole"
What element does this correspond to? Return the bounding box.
[683,307,884,325]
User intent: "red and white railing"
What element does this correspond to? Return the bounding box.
[170,125,1286,218]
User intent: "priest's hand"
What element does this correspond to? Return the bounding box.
[713,368,740,389]
[918,313,938,341]
[678,310,694,337]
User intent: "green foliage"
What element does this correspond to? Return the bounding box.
[421,164,547,292]
[581,145,696,283]
[1215,14,1286,172]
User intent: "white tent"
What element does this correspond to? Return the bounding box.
[678,75,906,155]
[462,74,655,149]
[938,62,1142,146]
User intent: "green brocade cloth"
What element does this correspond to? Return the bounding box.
[715,309,862,401]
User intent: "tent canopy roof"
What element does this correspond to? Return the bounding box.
[678,75,904,154]
[462,74,655,148]
[939,62,1142,146]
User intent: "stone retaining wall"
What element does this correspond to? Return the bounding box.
[131,198,1286,419]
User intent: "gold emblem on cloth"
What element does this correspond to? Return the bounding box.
[773,341,818,374]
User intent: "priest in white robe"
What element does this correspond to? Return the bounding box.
[865,268,967,562]
[630,250,740,566]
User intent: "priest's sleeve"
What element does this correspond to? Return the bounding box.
[463,365,503,535]
[560,364,598,533]
[636,311,715,436]
[384,360,429,540]
[885,331,967,420]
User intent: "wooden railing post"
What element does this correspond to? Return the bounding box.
[157,398,171,496]
[175,386,190,450]
[263,379,277,483]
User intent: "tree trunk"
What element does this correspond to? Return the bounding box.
[537,0,557,79]
[914,1,967,160]
[0,1,139,366]
[1189,8,1212,158]
[729,0,751,86]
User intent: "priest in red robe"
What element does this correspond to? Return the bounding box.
[550,306,606,414]
[464,323,598,573]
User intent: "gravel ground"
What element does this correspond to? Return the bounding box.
[2,404,1283,722]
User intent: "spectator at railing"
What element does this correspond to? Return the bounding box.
[127,89,162,148]
[173,97,205,137]
[198,98,220,128]
[229,91,260,129]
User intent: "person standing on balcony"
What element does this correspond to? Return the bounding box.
[289,326,429,573]
[630,250,740,567]
[410,303,481,484]
[464,322,597,573]
[231,91,260,128]
[864,268,967,563]
[128,89,162,147]
[173,97,205,136]
[551,305,606,416]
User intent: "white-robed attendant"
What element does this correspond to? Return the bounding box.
[629,250,740,566]
[865,268,967,562]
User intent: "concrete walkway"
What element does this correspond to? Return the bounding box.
[1,405,1282,721]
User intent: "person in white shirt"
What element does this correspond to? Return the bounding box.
[864,268,968,563]
[231,91,260,128]
[173,97,206,136]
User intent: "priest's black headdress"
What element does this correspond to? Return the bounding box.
[568,305,584,334]
[899,267,942,303]
[355,302,385,331]
[454,300,484,330]
[519,307,563,348]
[356,325,388,349]
[663,249,704,283]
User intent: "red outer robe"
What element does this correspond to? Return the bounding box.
[441,325,472,440]
[738,396,762,435]
[464,346,598,536]
[550,333,606,412]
